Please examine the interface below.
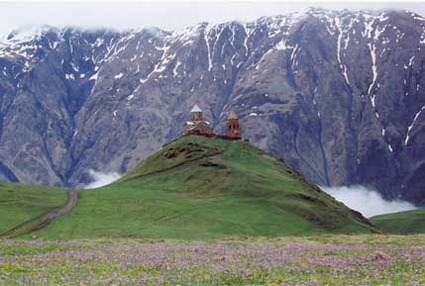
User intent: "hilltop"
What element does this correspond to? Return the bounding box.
[9,135,376,239]
[371,209,425,234]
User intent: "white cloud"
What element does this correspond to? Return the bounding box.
[0,1,425,34]
[83,170,121,189]
[322,185,417,218]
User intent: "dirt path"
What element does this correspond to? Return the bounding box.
[0,190,79,238]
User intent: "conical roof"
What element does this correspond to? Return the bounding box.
[228,110,238,119]
[190,104,202,113]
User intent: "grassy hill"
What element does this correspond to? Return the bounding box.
[0,182,68,235]
[8,135,377,239]
[371,209,425,234]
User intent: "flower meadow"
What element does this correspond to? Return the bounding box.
[0,235,424,285]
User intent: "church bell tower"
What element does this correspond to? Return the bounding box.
[225,110,241,139]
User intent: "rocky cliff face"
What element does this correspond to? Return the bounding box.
[0,9,424,204]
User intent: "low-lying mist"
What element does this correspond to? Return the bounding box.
[83,170,122,189]
[321,185,417,218]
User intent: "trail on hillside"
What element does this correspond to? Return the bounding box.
[0,190,79,238]
[0,142,226,238]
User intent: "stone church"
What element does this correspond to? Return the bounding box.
[183,105,242,139]
[183,105,214,136]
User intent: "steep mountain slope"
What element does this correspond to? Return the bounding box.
[30,135,376,239]
[0,8,424,205]
[371,209,425,234]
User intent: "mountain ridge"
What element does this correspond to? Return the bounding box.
[0,8,424,205]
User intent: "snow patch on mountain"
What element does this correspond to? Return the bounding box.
[0,25,54,46]
[405,105,425,145]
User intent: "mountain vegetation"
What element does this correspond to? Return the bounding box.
[2,136,377,239]
[371,209,425,234]
[0,182,68,235]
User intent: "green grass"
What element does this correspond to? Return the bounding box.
[29,135,376,239]
[0,182,68,234]
[371,209,425,234]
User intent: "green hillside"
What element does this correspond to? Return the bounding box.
[9,135,376,239]
[0,182,68,235]
[371,209,425,234]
